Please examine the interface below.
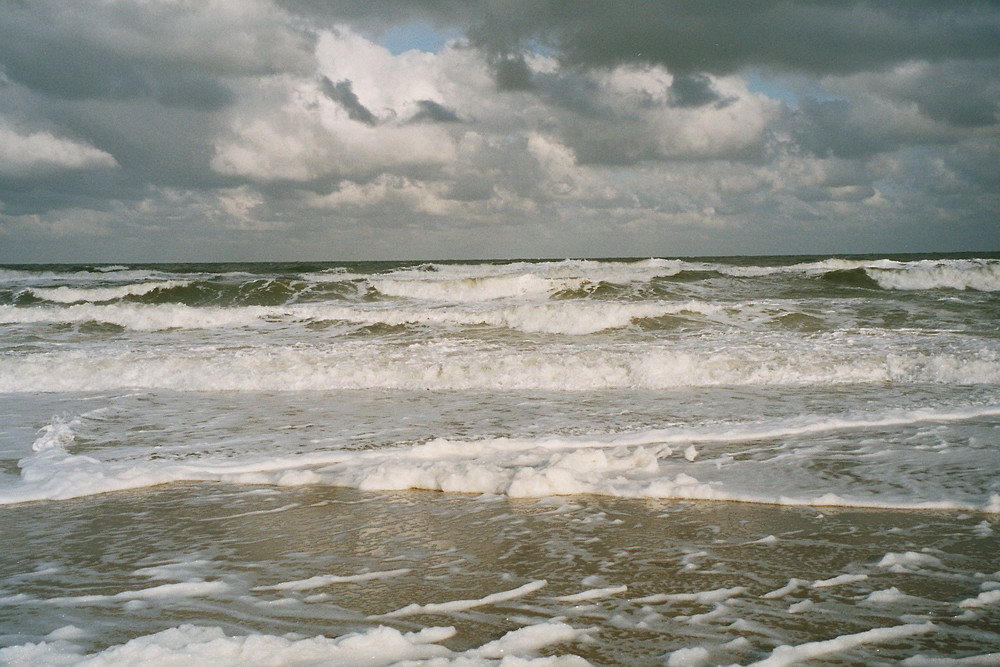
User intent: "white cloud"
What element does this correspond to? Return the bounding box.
[210,27,469,182]
[0,121,118,176]
[648,75,780,159]
[308,175,460,216]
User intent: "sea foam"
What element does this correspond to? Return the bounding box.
[3,342,998,393]
[0,620,591,666]
[5,407,999,511]
[27,281,190,304]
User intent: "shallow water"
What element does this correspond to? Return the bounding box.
[1,255,999,664]
[2,485,998,665]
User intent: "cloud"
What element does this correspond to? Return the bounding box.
[210,42,463,183]
[1,1,998,261]
[0,121,117,177]
[537,66,781,165]
[0,1,313,106]
[492,55,535,91]
[823,60,1000,129]
[411,99,461,124]
[466,1,1000,76]
[668,74,729,109]
[319,77,378,125]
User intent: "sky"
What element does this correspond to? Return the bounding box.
[0,1,998,262]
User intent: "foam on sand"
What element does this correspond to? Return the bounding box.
[0,620,592,666]
[379,580,548,618]
[749,623,936,667]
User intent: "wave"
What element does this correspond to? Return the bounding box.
[0,267,184,285]
[865,260,1000,292]
[5,406,999,509]
[0,303,275,331]
[734,257,1000,291]
[2,343,997,392]
[364,258,685,301]
[27,281,192,304]
[364,257,1000,295]
[370,273,589,302]
[0,298,735,334]
[4,258,998,309]
[817,268,881,289]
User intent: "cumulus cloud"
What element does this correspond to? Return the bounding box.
[0,121,117,176]
[0,0,313,103]
[0,1,998,261]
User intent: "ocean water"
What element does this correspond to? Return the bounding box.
[1,255,998,665]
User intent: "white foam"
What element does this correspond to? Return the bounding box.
[863,587,918,604]
[555,585,628,603]
[5,406,1000,510]
[380,580,547,617]
[465,621,591,663]
[0,618,592,666]
[0,267,174,285]
[876,552,946,573]
[867,259,1000,292]
[0,297,726,335]
[710,257,1000,292]
[749,623,936,666]
[5,624,454,667]
[4,341,1000,393]
[303,298,725,335]
[0,303,273,331]
[31,417,79,452]
[254,568,411,592]
[370,272,588,301]
[762,579,807,600]
[46,625,89,641]
[811,574,868,589]
[370,257,684,289]
[27,281,190,304]
[679,257,1000,292]
[49,581,230,605]
[666,646,712,667]
[634,587,747,607]
[959,589,1000,609]
[787,600,815,614]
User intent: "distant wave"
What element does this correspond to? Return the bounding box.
[27,281,191,304]
[3,258,998,310]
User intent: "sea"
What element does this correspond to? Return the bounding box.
[1,254,998,666]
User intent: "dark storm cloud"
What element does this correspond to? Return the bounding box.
[464,0,1000,76]
[788,98,888,159]
[882,60,1000,128]
[492,55,535,91]
[410,100,461,123]
[319,76,378,125]
[151,75,236,112]
[0,1,312,103]
[667,74,726,108]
